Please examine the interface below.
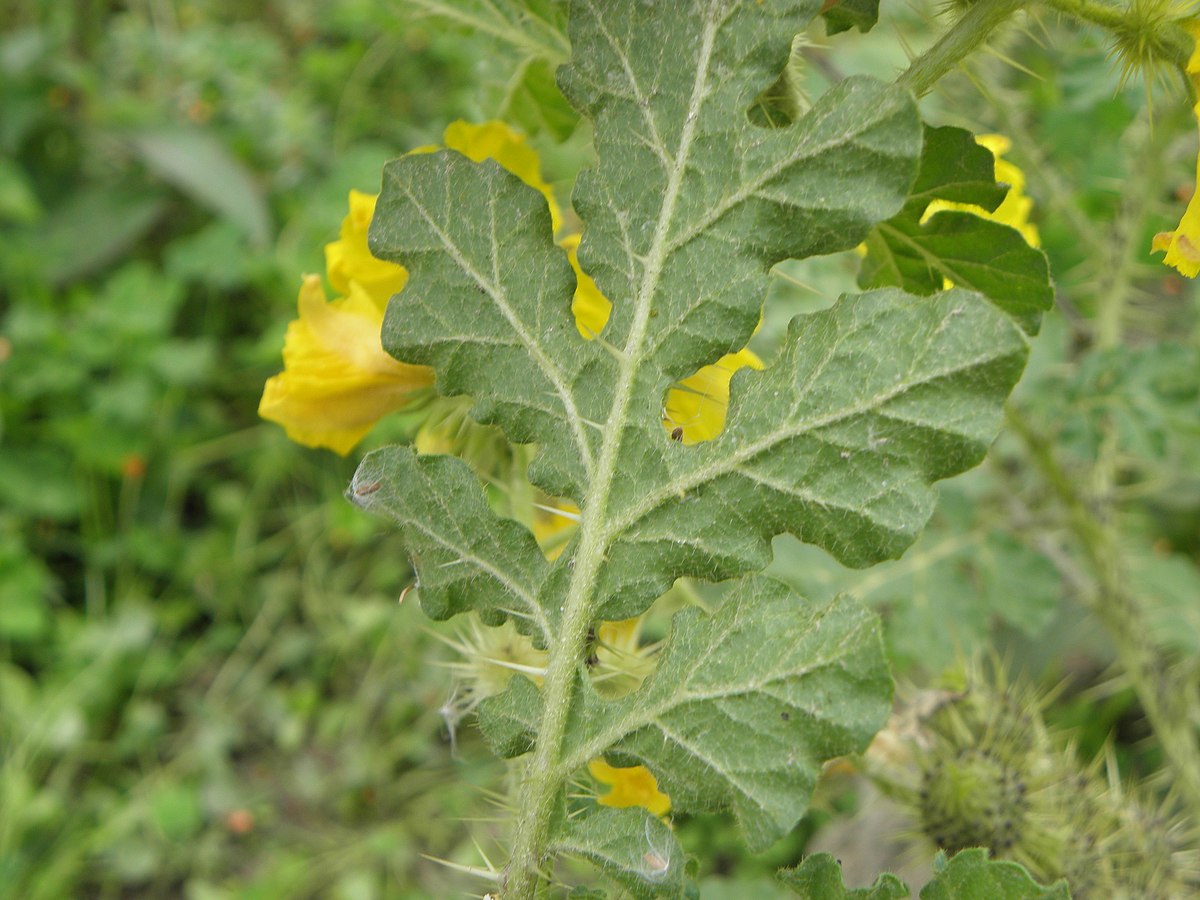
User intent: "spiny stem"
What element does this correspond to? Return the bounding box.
[897,0,1026,98]
[503,11,722,892]
[1036,0,1192,70]
[1006,406,1200,817]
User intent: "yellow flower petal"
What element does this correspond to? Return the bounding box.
[324,190,409,306]
[442,120,563,235]
[664,347,764,444]
[268,122,567,454]
[588,759,671,817]
[561,233,612,338]
[259,275,433,454]
[1154,27,1200,278]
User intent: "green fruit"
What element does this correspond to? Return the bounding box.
[919,747,1028,855]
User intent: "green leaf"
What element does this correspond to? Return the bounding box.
[821,0,881,36]
[0,157,40,224]
[0,535,52,641]
[552,808,687,899]
[593,287,1028,620]
[370,149,605,498]
[780,850,1070,899]
[370,3,923,502]
[768,486,1061,673]
[150,782,203,842]
[778,852,908,898]
[507,57,582,142]
[478,670,541,757]
[1128,549,1200,656]
[859,125,1052,334]
[560,29,920,383]
[408,0,570,65]
[129,128,272,247]
[347,448,555,639]
[921,849,1070,899]
[557,577,892,851]
[37,181,168,287]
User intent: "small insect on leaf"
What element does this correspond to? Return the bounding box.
[643,850,669,879]
[669,426,684,442]
[354,480,383,497]
[641,817,671,881]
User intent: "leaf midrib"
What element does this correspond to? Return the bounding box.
[393,170,597,476]
[572,2,725,565]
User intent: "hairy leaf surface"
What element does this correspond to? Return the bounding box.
[551,808,686,899]
[481,577,892,850]
[371,1,923,502]
[593,287,1028,620]
[347,449,554,639]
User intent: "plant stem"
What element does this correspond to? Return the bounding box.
[1006,406,1200,816]
[897,0,1026,98]
[502,602,589,896]
[1036,0,1192,70]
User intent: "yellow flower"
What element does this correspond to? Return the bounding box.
[441,120,563,235]
[592,616,660,699]
[259,275,434,454]
[264,117,756,453]
[324,190,408,304]
[923,134,1040,248]
[588,759,671,817]
[1152,25,1200,277]
[561,233,612,339]
[262,121,563,453]
[664,347,765,445]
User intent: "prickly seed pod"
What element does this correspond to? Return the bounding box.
[919,747,1029,855]
[1057,761,1200,898]
[896,664,1200,897]
[906,666,1063,880]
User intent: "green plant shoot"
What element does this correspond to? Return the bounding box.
[343,1,1052,894]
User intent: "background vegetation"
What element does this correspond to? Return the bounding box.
[1,1,1196,897]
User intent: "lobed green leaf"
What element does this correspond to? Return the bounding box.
[778,851,908,898]
[821,0,881,36]
[346,448,555,639]
[859,125,1052,334]
[483,577,893,851]
[593,288,1029,620]
[781,849,1071,899]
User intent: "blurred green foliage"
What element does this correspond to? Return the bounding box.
[0,2,509,896]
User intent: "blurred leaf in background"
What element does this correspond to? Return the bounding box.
[0,1,534,896]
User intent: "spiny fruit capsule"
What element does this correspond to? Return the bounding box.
[919,746,1028,854]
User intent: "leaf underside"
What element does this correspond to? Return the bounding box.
[481,576,894,850]
[552,807,687,899]
[780,849,1072,899]
[357,0,1045,871]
